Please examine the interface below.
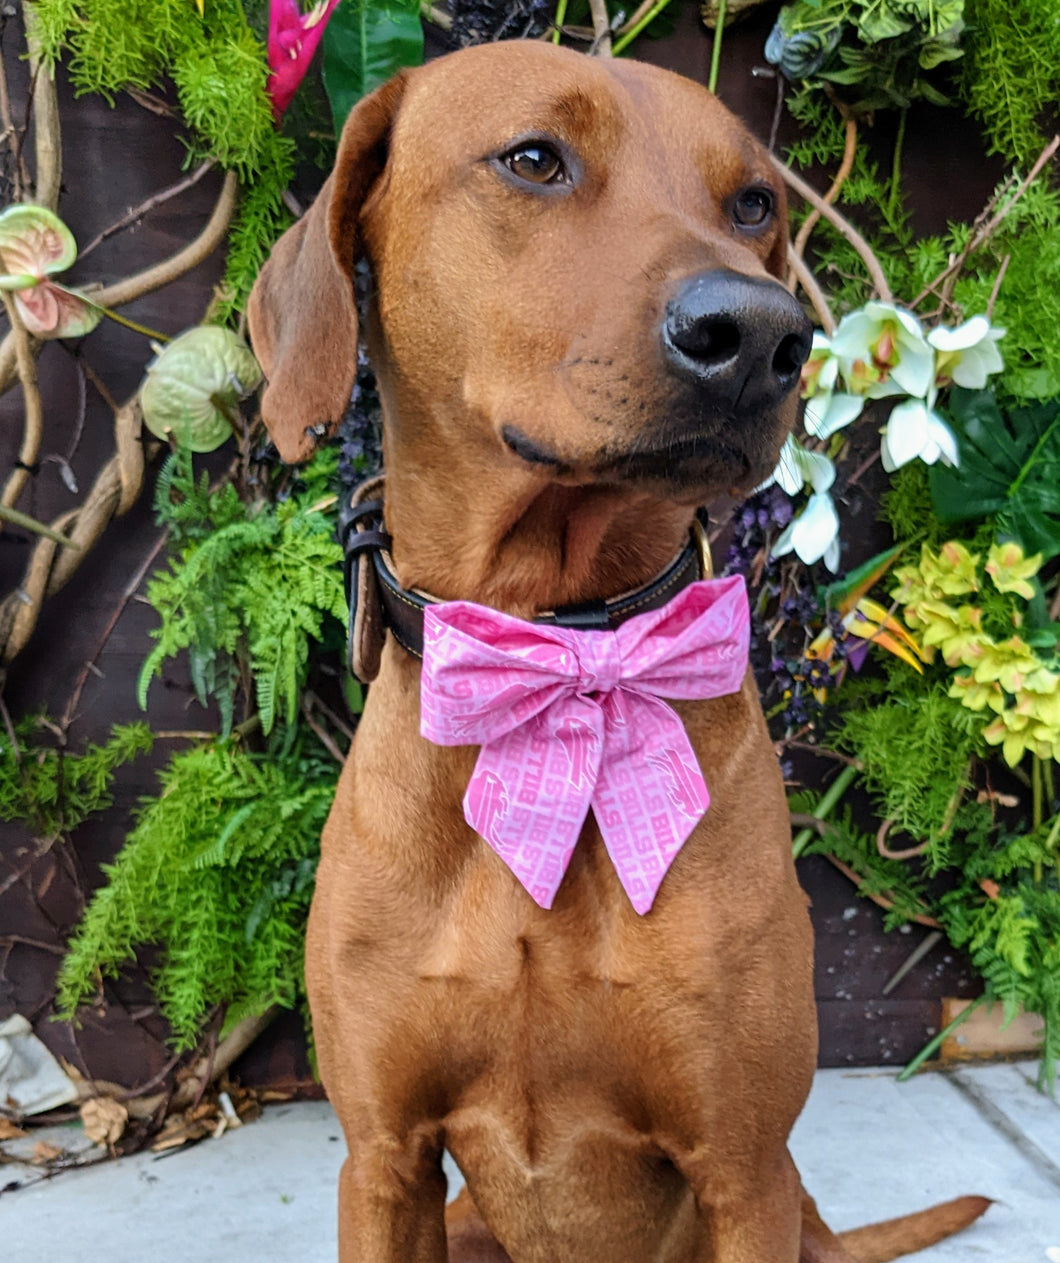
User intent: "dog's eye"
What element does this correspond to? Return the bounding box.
[504,144,565,185]
[733,188,774,228]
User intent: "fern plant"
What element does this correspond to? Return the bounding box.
[138,446,347,734]
[57,728,337,1047]
[0,719,153,839]
[53,445,349,1055]
[34,0,296,317]
[801,800,1060,1086]
[961,0,1060,166]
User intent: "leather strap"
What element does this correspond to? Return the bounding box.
[339,475,713,683]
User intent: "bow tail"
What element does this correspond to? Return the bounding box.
[591,692,711,915]
[463,704,603,910]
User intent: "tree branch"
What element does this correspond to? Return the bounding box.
[772,156,893,302]
[77,160,216,263]
[92,170,239,310]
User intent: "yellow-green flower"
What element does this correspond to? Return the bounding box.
[982,708,1043,767]
[970,635,1042,693]
[929,604,984,667]
[984,542,1042,600]
[948,672,1003,712]
[927,541,980,595]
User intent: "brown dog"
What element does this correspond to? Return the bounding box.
[248,41,986,1263]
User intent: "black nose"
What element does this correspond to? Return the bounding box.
[663,270,812,412]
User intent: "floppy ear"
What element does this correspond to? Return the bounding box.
[247,73,408,463]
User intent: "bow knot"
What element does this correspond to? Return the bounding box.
[573,633,623,695]
[421,577,750,914]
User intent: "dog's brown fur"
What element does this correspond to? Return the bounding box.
[248,42,987,1262]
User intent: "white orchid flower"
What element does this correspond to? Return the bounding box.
[799,331,865,439]
[800,332,839,396]
[803,389,865,440]
[764,434,836,496]
[880,395,960,471]
[830,301,934,400]
[928,315,1005,389]
[765,437,842,573]
[772,491,842,572]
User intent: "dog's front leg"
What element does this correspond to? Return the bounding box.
[670,1146,803,1263]
[336,1129,449,1263]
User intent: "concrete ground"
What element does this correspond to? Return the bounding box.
[2,1062,1059,1261]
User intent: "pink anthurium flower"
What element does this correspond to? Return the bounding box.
[267,0,342,118]
[0,204,101,338]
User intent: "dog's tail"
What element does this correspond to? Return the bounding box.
[837,1195,993,1262]
[801,1188,992,1263]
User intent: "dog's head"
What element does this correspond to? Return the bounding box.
[249,42,810,504]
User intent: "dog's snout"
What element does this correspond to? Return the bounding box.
[663,270,812,411]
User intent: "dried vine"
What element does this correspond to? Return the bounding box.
[0,127,238,666]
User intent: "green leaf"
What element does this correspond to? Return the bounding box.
[817,543,904,608]
[930,388,1060,561]
[322,0,423,138]
[856,8,913,42]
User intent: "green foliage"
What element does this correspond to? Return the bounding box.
[960,0,1060,166]
[57,730,337,1047]
[787,98,1060,403]
[322,0,424,138]
[211,143,295,326]
[880,462,948,549]
[768,0,965,113]
[775,0,1060,1084]
[798,753,1060,1085]
[792,793,934,927]
[139,446,347,734]
[835,663,981,848]
[941,862,1060,1087]
[931,388,1060,560]
[34,0,296,315]
[784,91,918,314]
[818,499,1060,1080]
[0,720,153,838]
[948,184,1060,402]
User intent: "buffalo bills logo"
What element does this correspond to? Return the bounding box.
[647,747,709,817]
[467,770,511,843]
[553,714,599,791]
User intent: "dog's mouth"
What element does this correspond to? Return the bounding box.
[501,422,778,498]
[501,424,572,472]
[594,432,754,489]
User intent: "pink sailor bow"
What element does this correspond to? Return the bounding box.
[420,576,750,915]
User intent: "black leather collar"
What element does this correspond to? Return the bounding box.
[339,474,712,681]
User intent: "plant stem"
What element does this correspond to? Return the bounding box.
[1033,755,1043,829]
[708,0,727,94]
[76,160,216,263]
[552,0,568,44]
[0,291,45,521]
[611,0,674,55]
[95,304,171,344]
[787,248,837,333]
[791,114,857,273]
[588,0,612,54]
[772,159,894,302]
[1033,755,1043,882]
[897,993,988,1082]
[888,107,908,220]
[0,503,79,548]
[791,762,859,858]
[421,3,452,30]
